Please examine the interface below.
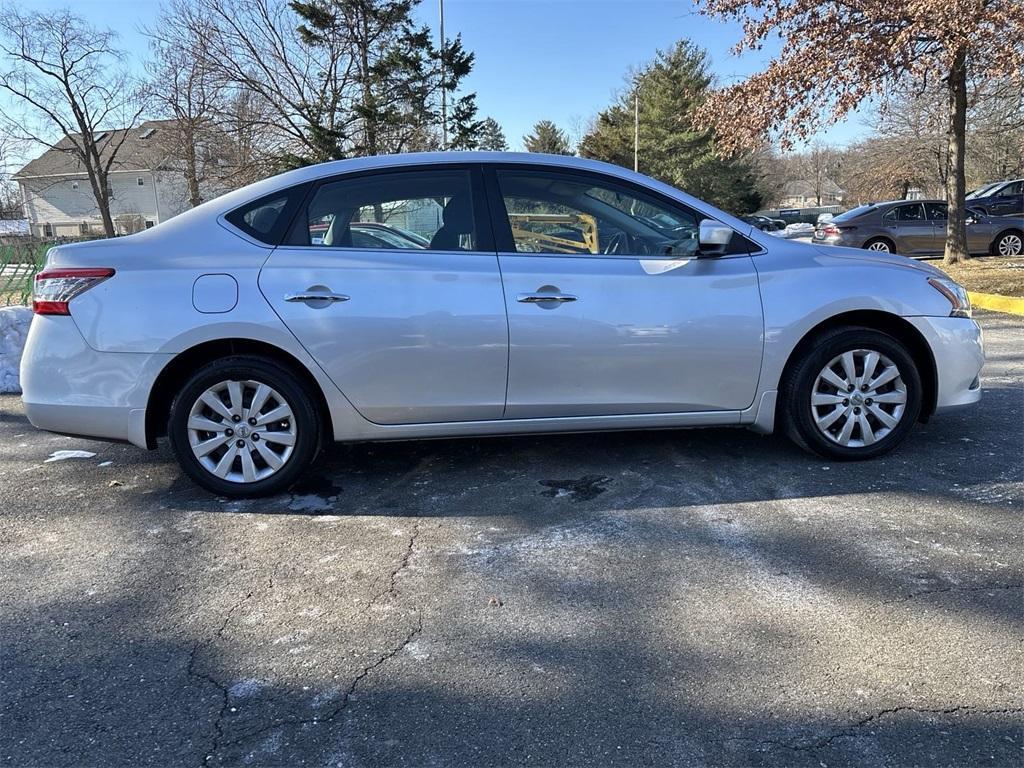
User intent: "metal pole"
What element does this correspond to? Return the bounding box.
[439,0,447,150]
[633,90,639,172]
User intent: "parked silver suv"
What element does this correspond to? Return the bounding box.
[813,200,1023,257]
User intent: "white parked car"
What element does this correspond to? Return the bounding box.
[22,153,983,496]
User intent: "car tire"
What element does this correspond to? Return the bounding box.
[167,356,321,497]
[863,238,895,253]
[782,327,922,461]
[993,230,1023,257]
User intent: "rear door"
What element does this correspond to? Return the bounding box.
[258,165,509,425]
[887,203,935,254]
[485,165,764,419]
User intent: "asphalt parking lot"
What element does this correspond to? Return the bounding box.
[1,311,1021,768]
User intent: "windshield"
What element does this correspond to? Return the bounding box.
[832,204,876,222]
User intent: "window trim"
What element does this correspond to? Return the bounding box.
[283,164,495,254]
[481,164,755,259]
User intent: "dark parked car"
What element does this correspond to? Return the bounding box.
[740,215,783,232]
[813,200,1023,257]
[965,178,1023,218]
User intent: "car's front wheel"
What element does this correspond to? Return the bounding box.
[783,328,922,460]
[167,356,321,497]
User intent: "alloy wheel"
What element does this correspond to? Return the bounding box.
[997,233,1022,256]
[186,379,297,483]
[866,241,892,252]
[810,349,907,448]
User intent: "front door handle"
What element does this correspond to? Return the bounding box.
[285,291,350,303]
[517,293,578,304]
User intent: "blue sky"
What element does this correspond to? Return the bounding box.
[15,0,870,155]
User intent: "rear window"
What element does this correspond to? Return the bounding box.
[225,184,308,245]
[832,204,875,222]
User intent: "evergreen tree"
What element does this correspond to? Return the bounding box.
[523,120,572,155]
[291,0,480,158]
[476,116,508,151]
[579,40,763,213]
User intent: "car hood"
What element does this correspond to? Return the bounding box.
[813,245,947,279]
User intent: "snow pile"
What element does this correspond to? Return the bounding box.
[44,450,97,463]
[0,306,33,394]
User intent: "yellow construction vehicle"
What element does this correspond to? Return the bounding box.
[507,212,599,254]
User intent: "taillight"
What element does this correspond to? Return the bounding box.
[822,225,840,236]
[33,268,115,315]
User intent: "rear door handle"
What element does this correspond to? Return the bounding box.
[517,293,578,303]
[285,292,350,303]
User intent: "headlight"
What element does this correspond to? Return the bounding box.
[927,277,972,318]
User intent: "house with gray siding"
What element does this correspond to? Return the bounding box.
[13,120,228,237]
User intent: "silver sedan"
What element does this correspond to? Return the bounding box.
[21,153,984,496]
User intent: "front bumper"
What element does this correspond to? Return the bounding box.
[906,315,984,412]
[20,315,172,448]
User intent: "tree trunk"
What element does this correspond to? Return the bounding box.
[943,47,969,264]
[184,134,202,208]
[87,170,115,238]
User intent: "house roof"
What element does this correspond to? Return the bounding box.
[13,120,179,179]
[782,179,845,197]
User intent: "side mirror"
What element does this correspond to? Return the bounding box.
[698,219,733,256]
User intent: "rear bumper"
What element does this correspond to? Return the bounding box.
[906,315,984,412]
[20,315,171,449]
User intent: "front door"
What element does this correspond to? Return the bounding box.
[486,167,764,419]
[259,167,508,425]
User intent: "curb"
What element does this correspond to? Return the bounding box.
[970,291,1024,316]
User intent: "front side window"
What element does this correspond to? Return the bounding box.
[299,169,477,251]
[494,169,707,258]
[1002,181,1022,196]
[924,202,947,221]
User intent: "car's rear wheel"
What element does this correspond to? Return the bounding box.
[863,238,895,253]
[783,328,922,460]
[994,230,1023,257]
[168,356,320,497]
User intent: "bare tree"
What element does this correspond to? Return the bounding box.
[0,8,146,237]
[170,0,356,168]
[145,0,228,207]
[694,0,1024,263]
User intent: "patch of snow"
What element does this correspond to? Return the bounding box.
[0,306,33,393]
[228,678,264,699]
[44,450,97,463]
[404,640,430,661]
[98,461,113,467]
[288,494,333,512]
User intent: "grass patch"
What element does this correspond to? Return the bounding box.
[934,256,1024,298]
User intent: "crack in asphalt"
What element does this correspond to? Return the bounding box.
[881,583,1023,605]
[186,590,255,768]
[365,524,421,612]
[219,612,424,754]
[722,704,1024,755]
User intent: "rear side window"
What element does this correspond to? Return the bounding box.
[884,203,926,222]
[225,184,308,245]
[293,169,481,251]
